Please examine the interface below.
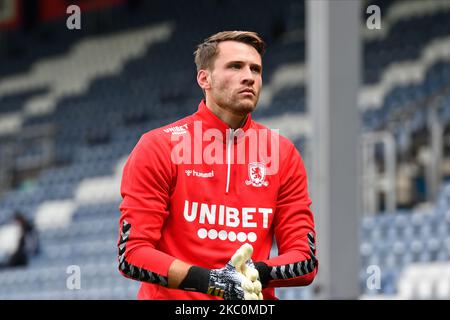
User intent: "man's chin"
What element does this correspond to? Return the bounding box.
[236,100,257,114]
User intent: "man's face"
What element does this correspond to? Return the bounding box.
[207,41,262,116]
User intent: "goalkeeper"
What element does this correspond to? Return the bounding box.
[117,31,318,300]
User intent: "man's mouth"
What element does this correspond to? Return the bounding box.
[239,89,255,96]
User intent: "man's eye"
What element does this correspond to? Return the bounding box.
[251,67,261,74]
[230,64,241,69]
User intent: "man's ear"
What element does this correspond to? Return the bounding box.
[197,69,211,91]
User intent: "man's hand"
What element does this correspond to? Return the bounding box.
[230,243,263,300]
[207,260,249,300]
[176,243,264,300]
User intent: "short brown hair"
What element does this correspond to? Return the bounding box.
[194,31,266,72]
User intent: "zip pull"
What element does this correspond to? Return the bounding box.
[226,129,234,194]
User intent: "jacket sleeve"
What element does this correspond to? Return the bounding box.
[260,143,318,288]
[117,132,176,286]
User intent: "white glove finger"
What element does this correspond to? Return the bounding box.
[231,252,244,273]
[241,277,254,293]
[241,243,253,261]
[244,291,259,300]
[253,280,262,294]
[250,292,259,300]
[258,292,264,300]
[245,268,258,282]
[244,292,253,300]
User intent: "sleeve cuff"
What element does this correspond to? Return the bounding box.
[254,261,271,288]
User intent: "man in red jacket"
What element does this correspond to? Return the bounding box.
[118,30,318,300]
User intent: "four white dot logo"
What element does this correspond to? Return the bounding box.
[197,228,257,242]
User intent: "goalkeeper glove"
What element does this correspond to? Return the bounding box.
[178,260,248,300]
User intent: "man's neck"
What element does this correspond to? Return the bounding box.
[204,98,248,129]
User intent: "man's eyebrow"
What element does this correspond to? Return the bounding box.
[225,61,262,69]
[225,60,243,65]
[251,63,262,70]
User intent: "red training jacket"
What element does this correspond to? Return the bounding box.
[118,100,318,300]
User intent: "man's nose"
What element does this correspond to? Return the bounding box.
[241,67,255,85]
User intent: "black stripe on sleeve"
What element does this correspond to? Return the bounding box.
[118,220,168,287]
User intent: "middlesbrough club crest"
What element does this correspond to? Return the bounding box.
[245,162,269,187]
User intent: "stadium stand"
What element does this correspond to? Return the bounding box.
[0,0,449,300]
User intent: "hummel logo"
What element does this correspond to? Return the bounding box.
[185,169,214,178]
[164,124,188,135]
